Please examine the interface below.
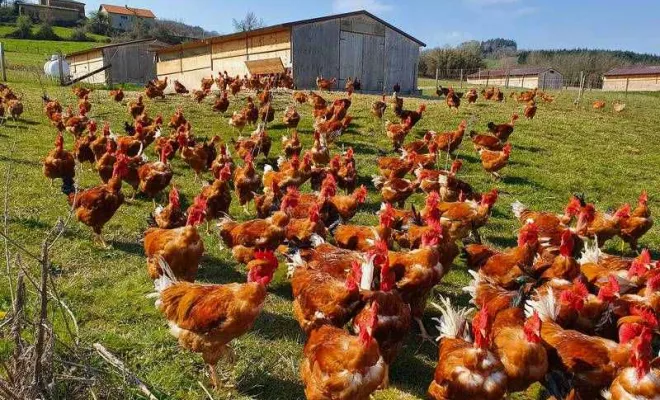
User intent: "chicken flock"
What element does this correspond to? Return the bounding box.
[36,75,658,400]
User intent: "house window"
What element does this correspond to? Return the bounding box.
[121,15,128,20]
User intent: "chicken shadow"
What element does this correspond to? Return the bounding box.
[502,175,545,190]
[236,373,305,400]
[253,310,303,343]
[0,155,41,167]
[389,336,437,397]
[197,255,246,284]
[112,238,144,257]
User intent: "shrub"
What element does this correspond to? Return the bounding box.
[33,23,60,41]
[69,27,90,42]
[15,15,32,39]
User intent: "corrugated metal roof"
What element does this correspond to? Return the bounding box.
[99,4,155,18]
[65,39,167,57]
[604,65,660,76]
[155,10,425,55]
[467,67,556,78]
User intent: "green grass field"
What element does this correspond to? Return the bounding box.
[0,75,658,399]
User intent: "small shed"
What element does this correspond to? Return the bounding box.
[467,67,563,89]
[602,66,660,91]
[154,10,425,94]
[66,39,168,85]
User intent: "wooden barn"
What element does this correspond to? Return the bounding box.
[66,39,168,85]
[154,10,425,94]
[467,67,563,89]
[602,66,660,91]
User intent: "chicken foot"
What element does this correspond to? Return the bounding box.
[415,317,437,346]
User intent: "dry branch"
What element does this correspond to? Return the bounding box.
[93,343,159,400]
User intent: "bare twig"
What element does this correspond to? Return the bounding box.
[48,272,80,344]
[198,381,215,400]
[0,231,42,262]
[2,139,16,307]
[93,343,159,400]
[33,240,50,392]
[0,380,20,400]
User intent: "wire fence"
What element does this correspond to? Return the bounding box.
[420,67,606,91]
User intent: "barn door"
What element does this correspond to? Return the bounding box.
[361,35,385,92]
[339,31,363,89]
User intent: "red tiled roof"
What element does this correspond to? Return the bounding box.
[100,4,155,18]
[604,65,660,77]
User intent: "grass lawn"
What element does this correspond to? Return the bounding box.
[1,38,103,70]
[0,23,109,42]
[0,75,658,399]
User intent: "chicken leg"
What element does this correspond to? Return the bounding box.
[415,317,436,345]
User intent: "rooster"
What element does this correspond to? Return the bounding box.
[465,88,478,104]
[371,94,387,121]
[200,165,232,230]
[525,289,636,398]
[428,299,508,400]
[43,132,75,187]
[91,122,116,162]
[372,175,419,208]
[492,308,548,392]
[315,76,337,91]
[73,121,97,166]
[579,203,631,246]
[109,88,124,102]
[487,113,519,141]
[210,144,233,179]
[619,190,653,251]
[192,89,209,103]
[282,106,301,130]
[233,154,261,213]
[150,186,186,229]
[512,196,582,250]
[281,129,302,158]
[138,143,174,200]
[524,101,537,120]
[127,95,145,120]
[177,134,220,181]
[155,250,278,388]
[144,196,206,281]
[301,304,385,400]
[478,143,512,179]
[433,189,498,242]
[72,86,91,99]
[605,327,660,399]
[263,153,312,191]
[66,155,129,247]
[385,117,413,151]
[290,254,362,334]
[173,80,189,94]
[334,203,396,251]
[433,120,467,155]
[397,103,426,127]
[474,222,539,289]
[446,88,460,112]
[327,185,368,224]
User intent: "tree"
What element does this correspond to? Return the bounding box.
[15,15,32,39]
[232,12,263,32]
[86,11,110,36]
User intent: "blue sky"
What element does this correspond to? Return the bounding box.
[88,0,660,54]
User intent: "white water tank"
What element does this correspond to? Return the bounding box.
[44,54,70,78]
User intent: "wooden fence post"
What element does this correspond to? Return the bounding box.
[0,43,6,82]
[521,75,525,88]
[625,77,629,97]
[435,67,439,89]
[485,71,489,87]
[505,71,510,88]
[57,51,64,86]
[459,69,463,88]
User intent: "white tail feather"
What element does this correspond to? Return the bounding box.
[264,164,273,173]
[372,175,385,189]
[152,257,178,307]
[276,155,286,167]
[360,254,376,290]
[430,296,471,341]
[579,239,601,265]
[525,288,558,321]
[286,250,306,278]
[310,233,325,247]
[462,270,482,304]
[511,200,526,219]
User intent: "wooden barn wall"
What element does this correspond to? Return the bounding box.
[68,50,106,85]
[105,43,158,85]
[156,28,291,92]
[291,20,341,90]
[538,70,563,89]
[603,76,660,91]
[384,27,420,94]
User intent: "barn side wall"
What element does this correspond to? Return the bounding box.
[291,20,341,90]
[157,28,292,92]
[68,50,106,84]
[539,70,563,89]
[384,27,419,94]
[105,43,158,85]
[603,75,660,91]
[467,76,539,89]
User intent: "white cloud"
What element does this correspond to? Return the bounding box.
[332,0,393,13]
